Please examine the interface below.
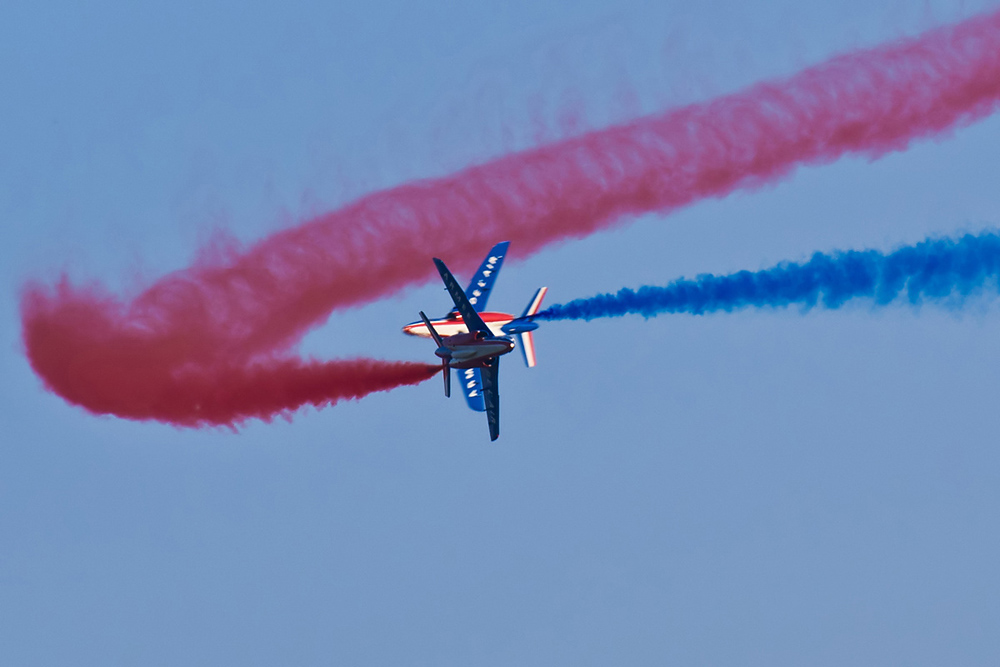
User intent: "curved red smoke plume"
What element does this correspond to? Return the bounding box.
[21,9,1000,426]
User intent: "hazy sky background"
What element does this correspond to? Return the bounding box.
[4,1,1000,664]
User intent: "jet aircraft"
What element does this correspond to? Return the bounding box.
[419,257,521,440]
[403,242,547,417]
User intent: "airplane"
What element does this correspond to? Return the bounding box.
[419,257,518,441]
[402,242,547,415]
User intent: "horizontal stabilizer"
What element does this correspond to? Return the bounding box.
[521,287,548,318]
[518,331,538,368]
[419,311,445,348]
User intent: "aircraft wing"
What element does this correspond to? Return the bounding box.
[433,258,493,335]
[464,241,509,312]
[458,367,486,412]
[480,357,500,441]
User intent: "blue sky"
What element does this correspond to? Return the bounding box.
[4,0,1000,664]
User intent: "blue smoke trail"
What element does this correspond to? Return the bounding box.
[534,231,1000,321]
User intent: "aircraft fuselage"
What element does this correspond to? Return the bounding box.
[403,311,515,339]
[434,330,515,369]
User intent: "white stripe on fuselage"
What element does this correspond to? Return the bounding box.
[403,314,514,338]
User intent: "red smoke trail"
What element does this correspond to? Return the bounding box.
[21,9,1000,426]
[21,279,438,426]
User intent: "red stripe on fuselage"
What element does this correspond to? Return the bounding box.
[402,312,515,337]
